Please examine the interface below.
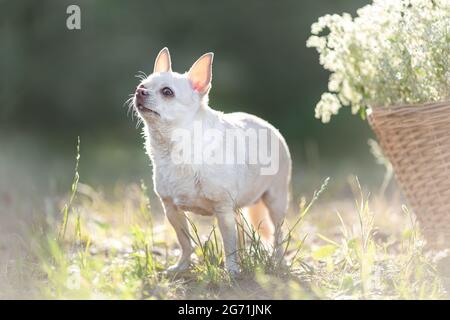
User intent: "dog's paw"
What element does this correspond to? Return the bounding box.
[226,264,241,278]
[166,261,191,274]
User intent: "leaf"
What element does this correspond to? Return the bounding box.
[347,238,357,250]
[317,233,340,246]
[341,275,354,291]
[402,229,413,239]
[312,244,337,260]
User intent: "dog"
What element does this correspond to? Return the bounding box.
[133,48,291,274]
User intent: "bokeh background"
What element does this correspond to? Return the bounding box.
[0,0,382,212]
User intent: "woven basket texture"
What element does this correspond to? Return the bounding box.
[369,101,450,249]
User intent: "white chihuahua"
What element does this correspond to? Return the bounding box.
[133,48,291,274]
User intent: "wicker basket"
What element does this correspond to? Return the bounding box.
[368,101,450,249]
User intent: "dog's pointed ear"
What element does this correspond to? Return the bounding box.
[188,52,214,94]
[153,47,172,73]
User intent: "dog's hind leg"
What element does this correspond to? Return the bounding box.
[262,184,289,263]
[247,199,274,243]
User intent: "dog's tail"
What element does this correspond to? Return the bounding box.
[245,199,274,242]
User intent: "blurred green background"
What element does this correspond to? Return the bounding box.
[0,0,382,199]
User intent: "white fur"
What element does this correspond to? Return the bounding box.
[133,48,292,274]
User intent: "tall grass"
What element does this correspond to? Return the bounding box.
[31,141,445,299]
[308,177,444,299]
[58,137,80,240]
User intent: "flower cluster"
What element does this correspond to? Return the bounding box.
[307,0,450,122]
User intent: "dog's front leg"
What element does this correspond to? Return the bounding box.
[162,199,194,273]
[216,210,240,275]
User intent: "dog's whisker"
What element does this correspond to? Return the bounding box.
[127,104,133,117]
[135,71,148,82]
[123,96,134,108]
[137,70,148,78]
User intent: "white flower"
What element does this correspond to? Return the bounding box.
[315,93,342,123]
[307,0,450,122]
[306,36,326,50]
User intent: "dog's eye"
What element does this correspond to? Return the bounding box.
[161,87,174,97]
